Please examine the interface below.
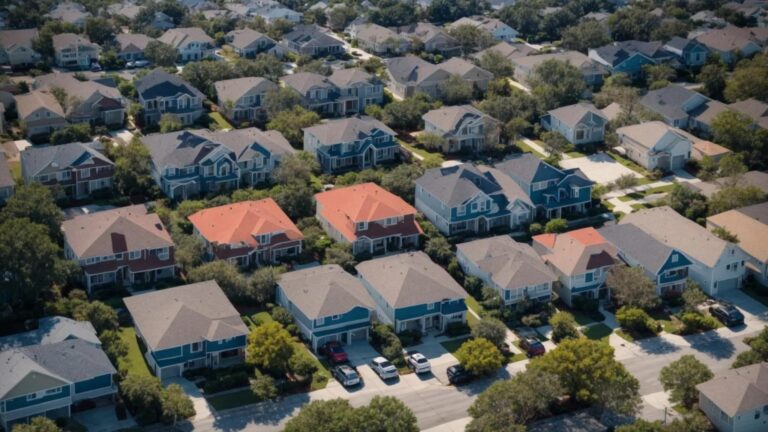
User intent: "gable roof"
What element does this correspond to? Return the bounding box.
[115,33,154,52]
[158,27,213,48]
[385,55,446,85]
[303,116,395,145]
[34,74,122,109]
[52,33,98,52]
[282,24,342,48]
[422,104,496,133]
[599,223,683,274]
[707,202,768,263]
[0,317,99,351]
[282,72,335,94]
[472,41,536,61]
[730,98,768,130]
[592,40,670,66]
[21,141,113,179]
[189,198,303,248]
[123,280,249,351]
[416,164,500,206]
[616,121,692,151]
[533,228,618,276]
[494,152,565,184]
[512,51,607,76]
[226,28,273,50]
[356,251,467,308]
[214,77,277,103]
[135,69,205,100]
[640,85,707,119]
[439,57,493,80]
[695,26,767,52]
[15,90,65,120]
[278,264,374,319]
[0,28,38,52]
[547,102,607,129]
[457,235,557,290]
[327,68,376,88]
[697,362,768,417]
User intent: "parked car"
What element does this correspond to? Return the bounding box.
[406,352,431,374]
[446,364,472,385]
[519,336,545,357]
[320,341,348,364]
[90,62,102,72]
[134,60,150,68]
[370,356,398,380]
[332,364,361,387]
[709,302,745,327]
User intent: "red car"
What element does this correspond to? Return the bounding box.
[519,336,545,357]
[320,341,348,363]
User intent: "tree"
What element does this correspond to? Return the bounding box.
[540,132,570,158]
[561,20,611,53]
[288,350,318,379]
[478,50,515,78]
[607,266,661,310]
[355,396,419,432]
[381,164,424,203]
[471,317,508,348]
[267,106,321,148]
[708,185,766,215]
[144,41,178,67]
[111,137,154,196]
[368,1,417,27]
[3,183,63,240]
[84,16,116,46]
[120,374,164,425]
[172,233,204,273]
[50,123,91,145]
[427,0,487,23]
[665,184,708,221]
[161,383,195,425]
[100,329,128,364]
[718,153,748,181]
[323,243,356,271]
[455,337,503,376]
[264,87,302,118]
[283,399,358,432]
[711,226,739,243]
[273,182,315,220]
[187,260,249,300]
[681,279,707,312]
[643,64,676,88]
[12,417,62,432]
[607,7,661,41]
[249,266,283,305]
[504,117,531,143]
[251,370,279,400]
[246,321,295,374]
[438,74,474,105]
[159,114,182,133]
[72,301,118,333]
[616,306,655,334]
[272,151,320,185]
[698,62,727,100]
[529,338,641,415]
[528,59,586,111]
[549,311,580,343]
[424,236,453,265]
[447,24,493,56]
[468,369,563,430]
[327,6,357,32]
[724,54,768,103]
[659,355,713,408]
[710,110,758,153]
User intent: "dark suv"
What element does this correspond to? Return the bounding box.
[709,303,745,327]
[447,365,472,385]
[519,336,546,357]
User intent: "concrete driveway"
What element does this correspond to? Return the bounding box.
[164,377,212,421]
[559,153,645,184]
[717,289,768,333]
[73,406,136,432]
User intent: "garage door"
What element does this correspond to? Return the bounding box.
[671,155,686,169]
[161,365,181,379]
[315,334,340,350]
[349,328,367,342]
[718,277,739,291]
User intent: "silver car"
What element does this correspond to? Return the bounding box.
[370,356,398,380]
[406,352,431,374]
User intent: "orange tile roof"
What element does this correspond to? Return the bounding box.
[188,198,303,248]
[532,233,556,249]
[314,182,420,241]
[567,227,606,246]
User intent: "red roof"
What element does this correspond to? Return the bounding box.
[314,183,420,241]
[188,198,303,249]
[567,227,606,246]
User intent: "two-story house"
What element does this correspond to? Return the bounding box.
[282,69,383,116]
[115,33,154,63]
[0,156,14,204]
[385,56,452,99]
[225,28,278,58]
[540,102,608,147]
[494,153,594,219]
[422,105,501,153]
[589,40,676,77]
[303,116,398,173]
[350,23,410,56]
[512,51,607,87]
[616,121,692,171]
[52,33,100,69]
[34,74,126,127]
[214,77,277,124]
[697,362,768,432]
[47,2,91,28]
[123,281,250,379]
[622,206,750,295]
[414,163,534,236]
[640,85,731,134]
[707,202,768,287]
[449,16,518,41]
[314,183,422,256]
[21,142,114,200]
[189,198,304,267]
[281,24,344,58]
[394,22,461,57]
[600,223,694,296]
[532,228,619,306]
[0,29,42,68]
[663,37,709,68]
[14,91,68,139]
[277,265,375,351]
[456,236,557,306]
[356,252,468,334]
[158,27,214,62]
[135,69,205,126]
[62,204,176,291]
[694,26,765,64]
[0,317,117,431]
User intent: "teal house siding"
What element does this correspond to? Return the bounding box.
[153,343,207,368]
[314,321,371,337]
[441,299,467,315]
[206,335,247,353]
[314,306,370,329]
[5,386,70,412]
[395,303,433,321]
[658,251,693,273]
[74,374,112,394]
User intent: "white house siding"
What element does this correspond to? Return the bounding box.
[699,392,768,432]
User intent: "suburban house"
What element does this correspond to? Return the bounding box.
[621,206,749,295]
[189,198,304,267]
[540,102,608,146]
[314,182,421,256]
[277,265,375,350]
[414,163,533,236]
[440,57,494,91]
[52,33,100,69]
[456,236,557,305]
[351,23,410,55]
[115,33,154,63]
[394,22,461,56]
[282,68,384,116]
[123,281,250,379]
[224,28,278,58]
[14,91,68,138]
[158,27,215,62]
[730,98,768,131]
[707,202,768,286]
[694,26,766,64]
[21,141,114,200]
[356,251,468,334]
[640,85,731,134]
[0,317,117,431]
[494,153,594,219]
[686,171,768,198]
[214,77,277,124]
[384,56,451,99]
[472,41,536,62]
[512,51,607,87]
[663,37,709,68]
[281,24,344,58]
[135,69,205,126]
[422,105,502,153]
[0,156,14,203]
[616,121,693,171]
[143,127,294,199]
[62,204,176,291]
[697,362,768,432]
[34,74,126,127]
[449,16,518,41]
[532,228,619,306]
[302,116,398,173]
[600,223,694,296]
[0,29,42,67]
[48,2,91,27]
[589,40,676,77]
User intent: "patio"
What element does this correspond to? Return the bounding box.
[559,153,645,184]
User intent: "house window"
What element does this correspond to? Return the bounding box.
[427,302,435,310]
[317,317,325,325]
[191,342,202,353]
[81,168,91,178]
[457,206,466,216]
[585,272,594,283]
[59,171,72,180]
[576,129,585,140]
[332,315,340,320]
[129,250,141,260]
[672,254,678,263]
[218,164,230,176]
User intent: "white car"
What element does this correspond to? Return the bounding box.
[370,356,398,380]
[133,60,150,68]
[406,352,431,374]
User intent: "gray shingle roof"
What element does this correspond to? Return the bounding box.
[547,102,606,129]
[15,90,65,119]
[21,141,113,179]
[640,85,704,120]
[386,55,445,85]
[116,33,154,52]
[356,251,467,308]
[214,77,277,104]
[226,28,273,50]
[158,27,213,48]
[278,265,374,319]
[599,223,676,274]
[123,280,249,351]
[422,104,493,133]
[135,69,205,100]
[327,68,375,88]
[52,33,97,52]
[592,40,669,66]
[697,362,768,417]
[0,28,38,52]
[0,317,100,351]
[282,72,334,94]
[303,116,395,145]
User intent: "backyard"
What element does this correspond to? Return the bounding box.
[118,327,152,377]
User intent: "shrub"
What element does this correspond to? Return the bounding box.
[288,350,318,380]
[202,371,249,394]
[371,324,405,363]
[455,338,503,376]
[529,223,544,235]
[397,329,423,347]
[445,321,471,337]
[471,318,508,348]
[572,296,602,320]
[679,312,719,334]
[616,306,656,334]
[550,311,580,343]
[270,306,294,327]
[521,313,544,328]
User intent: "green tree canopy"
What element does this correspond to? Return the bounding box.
[187,260,249,300]
[659,355,714,408]
[455,337,503,376]
[267,106,321,148]
[607,266,661,310]
[528,59,587,111]
[549,311,580,343]
[3,183,64,240]
[246,321,295,374]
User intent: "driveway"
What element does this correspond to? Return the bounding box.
[73,406,136,432]
[559,153,644,184]
[165,377,213,421]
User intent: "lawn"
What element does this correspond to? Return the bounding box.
[8,160,21,182]
[398,139,445,164]
[648,309,681,334]
[515,140,546,159]
[619,184,677,202]
[606,151,653,178]
[631,203,654,211]
[465,296,486,317]
[582,323,613,341]
[566,150,587,158]
[440,336,472,354]
[209,112,233,130]
[615,329,636,342]
[570,309,600,326]
[207,388,260,411]
[119,327,152,377]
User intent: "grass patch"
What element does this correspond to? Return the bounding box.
[583,323,613,341]
[8,160,21,182]
[465,296,486,317]
[209,112,233,130]
[606,151,652,177]
[617,195,635,202]
[615,329,636,342]
[631,203,653,211]
[566,150,587,158]
[515,140,546,159]
[440,336,472,354]
[508,352,528,362]
[466,311,479,328]
[398,139,445,164]
[672,404,691,415]
[119,327,152,377]
[207,388,260,411]
[648,309,681,334]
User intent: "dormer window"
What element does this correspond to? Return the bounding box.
[357,221,368,231]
